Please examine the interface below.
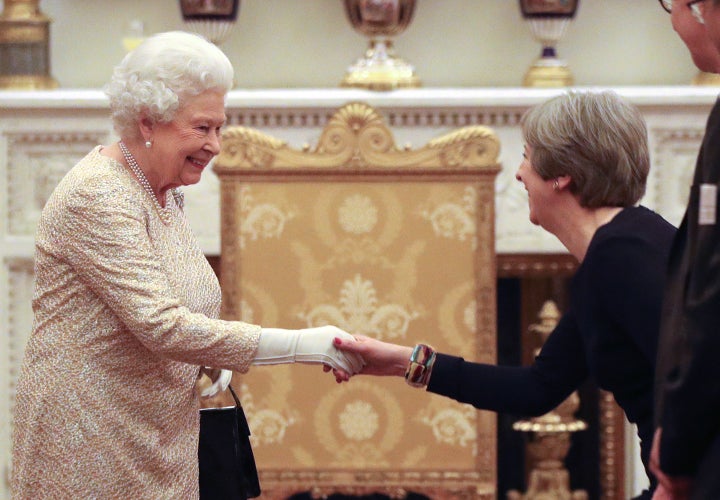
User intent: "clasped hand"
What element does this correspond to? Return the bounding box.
[253,325,365,375]
[323,334,414,383]
[201,326,366,398]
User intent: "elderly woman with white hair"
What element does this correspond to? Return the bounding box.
[11,31,363,499]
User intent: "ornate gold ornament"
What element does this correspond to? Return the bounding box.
[340,0,420,90]
[215,102,500,176]
[507,301,588,500]
[0,0,57,89]
[518,0,580,88]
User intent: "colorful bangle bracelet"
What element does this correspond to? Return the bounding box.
[405,343,437,388]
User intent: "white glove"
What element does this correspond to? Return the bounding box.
[200,368,233,398]
[252,325,365,374]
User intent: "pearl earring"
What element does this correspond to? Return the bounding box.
[145,140,152,149]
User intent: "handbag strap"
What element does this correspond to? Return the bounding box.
[228,384,242,407]
[227,384,252,437]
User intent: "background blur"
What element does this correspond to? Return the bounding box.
[42,0,697,89]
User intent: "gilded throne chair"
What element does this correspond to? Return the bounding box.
[212,102,501,499]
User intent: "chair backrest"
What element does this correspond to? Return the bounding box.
[213,101,501,498]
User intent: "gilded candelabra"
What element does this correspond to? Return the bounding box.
[507,301,588,500]
[0,0,57,89]
[341,0,420,90]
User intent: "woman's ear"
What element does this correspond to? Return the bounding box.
[138,112,154,142]
[555,175,572,190]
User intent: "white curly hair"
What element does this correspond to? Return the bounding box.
[104,31,234,139]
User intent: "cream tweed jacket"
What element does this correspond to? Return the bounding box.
[12,146,261,499]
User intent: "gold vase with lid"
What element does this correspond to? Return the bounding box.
[0,0,58,89]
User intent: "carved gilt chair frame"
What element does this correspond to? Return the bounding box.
[213,102,501,499]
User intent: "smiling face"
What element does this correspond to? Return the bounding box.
[149,89,227,190]
[515,144,555,228]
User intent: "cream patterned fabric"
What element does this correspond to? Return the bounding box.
[11,146,261,499]
[213,103,500,497]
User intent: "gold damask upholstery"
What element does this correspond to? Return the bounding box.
[213,102,501,499]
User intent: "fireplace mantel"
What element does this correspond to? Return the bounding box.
[2,86,715,257]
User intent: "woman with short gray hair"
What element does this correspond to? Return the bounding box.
[522,90,649,209]
[332,91,673,500]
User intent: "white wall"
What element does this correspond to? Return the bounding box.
[41,0,699,89]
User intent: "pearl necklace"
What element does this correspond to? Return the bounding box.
[118,141,174,224]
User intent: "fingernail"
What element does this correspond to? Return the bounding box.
[333,337,341,345]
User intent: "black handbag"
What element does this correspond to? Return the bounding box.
[198,385,261,499]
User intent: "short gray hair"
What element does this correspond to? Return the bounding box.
[104,31,234,139]
[521,91,649,208]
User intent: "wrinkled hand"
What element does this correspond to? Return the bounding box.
[199,368,233,398]
[323,335,414,383]
[649,428,693,500]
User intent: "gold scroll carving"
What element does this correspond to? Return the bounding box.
[213,102,501,499]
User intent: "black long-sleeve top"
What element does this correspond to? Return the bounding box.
[427,205,675,475]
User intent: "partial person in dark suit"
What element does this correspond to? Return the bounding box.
[652,1,720,499]
[329,90,676,500]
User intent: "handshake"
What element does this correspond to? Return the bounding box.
[201,325,365,398]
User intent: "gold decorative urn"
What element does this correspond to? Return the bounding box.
[0,0,57,89]
[519,0,579,88]
[341,0,420,91]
